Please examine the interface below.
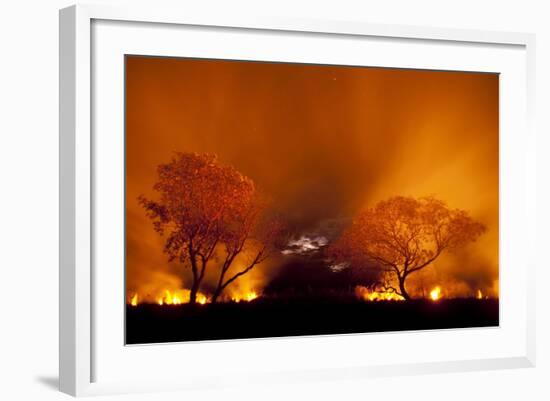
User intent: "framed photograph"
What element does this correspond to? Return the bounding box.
[59,4,536,396]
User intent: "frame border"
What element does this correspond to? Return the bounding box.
[59,4,536,396]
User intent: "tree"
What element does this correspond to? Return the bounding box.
[139,152,285,304]
[139,152,258,304]
[328,196,486,300]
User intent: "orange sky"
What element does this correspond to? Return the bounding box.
[125,55,499,298]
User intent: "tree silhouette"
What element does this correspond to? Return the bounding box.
[328,196,486,300]
[139,152,283,304]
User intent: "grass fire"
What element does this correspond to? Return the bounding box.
[125,57,499,344]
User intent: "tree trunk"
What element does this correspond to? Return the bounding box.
[211,288,222,304]
[189,281,198,305]
[188,254,209,305]
[399,276,411,300]
[188,252,199,305]
[211,265,230,304]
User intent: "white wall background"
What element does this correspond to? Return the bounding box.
[0,0,548,399]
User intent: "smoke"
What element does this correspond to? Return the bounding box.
[125,56,498,300]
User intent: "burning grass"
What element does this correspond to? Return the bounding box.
[128,288,260,306]
[128,284,495,307]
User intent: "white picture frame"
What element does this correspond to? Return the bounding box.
[59,4,536,397]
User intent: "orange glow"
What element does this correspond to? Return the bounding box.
[125,56,499,303]
[355,286,404,302]
[430,287,442,301]
[153,289,209,305]
[231,291,259,303]
[130,288,263,305]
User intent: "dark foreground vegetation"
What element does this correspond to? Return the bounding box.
[126,298,498,344]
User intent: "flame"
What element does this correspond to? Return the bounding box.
[154,289,209,305]
[130,287,260,304]
[430,286,442,301]
[245,291,258,301]
[476,289,483,299]
[231,291,259,303]
[355,286,404,302]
